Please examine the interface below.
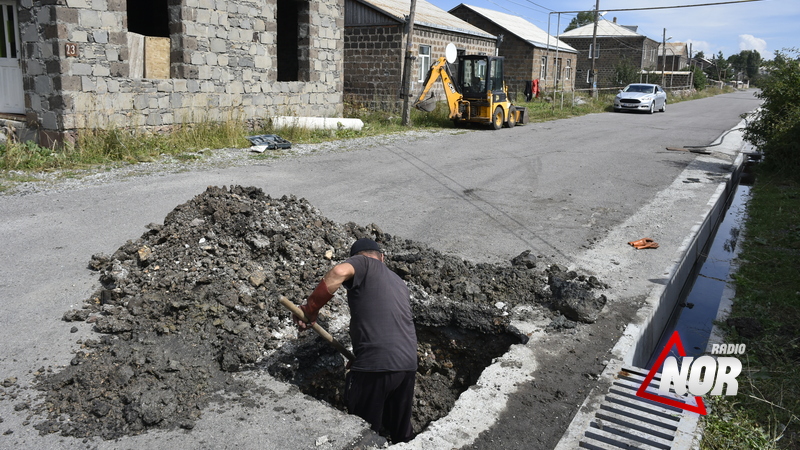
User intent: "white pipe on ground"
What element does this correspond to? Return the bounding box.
[272,116,364,131]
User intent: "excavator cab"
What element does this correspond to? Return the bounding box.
[414,46,528,130]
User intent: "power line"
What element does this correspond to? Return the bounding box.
[553,0,764,15]
[524,0,554,12]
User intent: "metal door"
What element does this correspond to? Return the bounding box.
[1,1,24,114]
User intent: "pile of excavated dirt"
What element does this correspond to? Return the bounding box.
[18,186,607,441]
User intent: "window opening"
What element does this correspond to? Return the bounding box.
[126,0,169,79]
[417,45,431,82]
[1,4,18,58]
[556,58,562,82]
[277,0,309,82]
[539,55,547,81]
[589,43,600,59]
[126,0,168,37]
[565,59,571,80]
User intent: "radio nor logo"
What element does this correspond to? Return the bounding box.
[635,331,744,415]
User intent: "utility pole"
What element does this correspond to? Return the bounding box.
[401,0,418,127]
[590,0,600,97]
[661,28,667,86]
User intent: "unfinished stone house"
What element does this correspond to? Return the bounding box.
[0,0,344,146]
[559,18,660,91]
[449,4,577,98]
[344,0,496,111]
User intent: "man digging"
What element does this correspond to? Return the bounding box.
[293,238,418,443]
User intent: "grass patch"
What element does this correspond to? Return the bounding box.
[701,169,800,449]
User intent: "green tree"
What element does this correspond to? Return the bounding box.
[614,57,640,86]
[743,49,800,177]
[727,50,762,82]
[694,50,705,59]
[706,51,732,82]
[564,11,594,32]
[689,65,707,90]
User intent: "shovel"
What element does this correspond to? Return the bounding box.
[278,296,355,362]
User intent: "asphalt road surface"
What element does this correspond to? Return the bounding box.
[0,89,762,449]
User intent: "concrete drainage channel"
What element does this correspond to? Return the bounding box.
[555,120,754,449]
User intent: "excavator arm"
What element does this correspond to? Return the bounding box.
[413,57,466,119]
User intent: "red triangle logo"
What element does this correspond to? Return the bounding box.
[635,330,707,415]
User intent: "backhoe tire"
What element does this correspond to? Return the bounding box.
[491,106,504,130]
[506,106,517,128]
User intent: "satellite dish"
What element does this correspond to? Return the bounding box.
[445,43,457,64]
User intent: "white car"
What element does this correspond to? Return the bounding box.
[614,83,667,114]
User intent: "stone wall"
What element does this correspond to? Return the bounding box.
[16,0,344,145]
[343,24,495,112]
[343,24,404,112]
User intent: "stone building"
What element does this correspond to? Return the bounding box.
[0,0,345,146]
[559,18,660,91]
[344,0,496,111]
[657,42,689,72]
[449,4,577,97]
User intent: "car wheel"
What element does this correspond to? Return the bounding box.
[648,102,655,114]
[505,106,517,128]
[660,100,666,113]
[491,106,504,130]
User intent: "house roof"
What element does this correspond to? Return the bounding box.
[560,18,643,38]
[453,4,576,53]
[354,0,495,39]
[658,42,689,56]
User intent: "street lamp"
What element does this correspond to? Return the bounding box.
[661,29,672,86]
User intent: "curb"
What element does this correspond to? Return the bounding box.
[555,117,752,449]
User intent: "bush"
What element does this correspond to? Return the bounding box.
[690,65,708,91]
[743,48,800,178]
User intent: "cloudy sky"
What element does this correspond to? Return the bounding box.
[425,0,799,59]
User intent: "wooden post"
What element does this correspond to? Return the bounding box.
[401,0,418,126]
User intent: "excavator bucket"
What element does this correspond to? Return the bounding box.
[415,95,438,112]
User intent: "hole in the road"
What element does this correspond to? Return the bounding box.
[266,322,525,438]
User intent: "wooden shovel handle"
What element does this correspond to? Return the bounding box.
[278,296,355,362]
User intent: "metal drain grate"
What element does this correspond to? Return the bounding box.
[578,367,702,449]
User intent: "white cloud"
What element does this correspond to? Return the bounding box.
[739,34,767,54]
[686,40,713,57]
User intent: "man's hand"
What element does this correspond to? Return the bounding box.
[293,304,317,330]
[294,279,333,331]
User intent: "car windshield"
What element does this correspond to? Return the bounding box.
[624,85,655,94]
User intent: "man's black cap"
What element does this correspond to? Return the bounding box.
[350,238,382,256]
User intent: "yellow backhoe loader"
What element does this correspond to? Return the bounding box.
[414,48,528,129]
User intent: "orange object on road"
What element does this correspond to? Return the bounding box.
[628,238,659,249]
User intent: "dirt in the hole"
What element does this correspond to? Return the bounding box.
[4,185,608,441]
[267,323,525,436]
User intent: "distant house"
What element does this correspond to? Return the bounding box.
[658,42,689,72]
[449,4,578,96]
[559,17,660,90]
[0,0,346,146]
[691,56,716,72]
[344,0,496,111]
